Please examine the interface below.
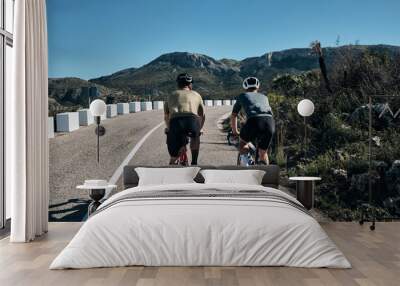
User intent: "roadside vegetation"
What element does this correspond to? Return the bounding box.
[225,46,400,221]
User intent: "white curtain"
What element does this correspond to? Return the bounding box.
[7,0,49,242]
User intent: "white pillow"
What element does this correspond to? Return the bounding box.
[200,169,265,185]
[135,167,200,186]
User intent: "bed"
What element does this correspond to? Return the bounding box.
[50,165,351,269]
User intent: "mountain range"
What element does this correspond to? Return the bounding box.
[49,44,400,111]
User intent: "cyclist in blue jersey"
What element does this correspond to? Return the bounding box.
[231,77,275,165]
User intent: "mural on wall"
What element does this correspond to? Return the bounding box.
[48,44,400,222]
[47,1,400,222]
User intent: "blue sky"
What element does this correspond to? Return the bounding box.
[47,0,400,80]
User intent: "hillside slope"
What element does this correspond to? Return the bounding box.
[90,45,400,100]
[49,45,400,108]
[48,77,136,115]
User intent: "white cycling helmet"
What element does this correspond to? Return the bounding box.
[242,77,260,90]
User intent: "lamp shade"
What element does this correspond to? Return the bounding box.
[297,99,315,117]
[90,99,106,117]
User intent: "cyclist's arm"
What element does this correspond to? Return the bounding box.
[164,102,170,128]
[198,103,205,129]
[231,98,241,135]
[164,113,170,129]
[231,113,239,135]
[196,95,206,129]
[199,114,205,130]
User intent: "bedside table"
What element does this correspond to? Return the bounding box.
[77,180,117,215]
[289,177,321,210]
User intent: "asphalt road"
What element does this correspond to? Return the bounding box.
[49,106,235,220]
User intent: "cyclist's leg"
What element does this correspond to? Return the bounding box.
[180,137,189,165]
[189,136,200,165]
[167,118,186,165]
[237,118,256,165]
[258,148,269,165]
[257,116,275,164]
[239,118,255,154]
[185,115,201,165]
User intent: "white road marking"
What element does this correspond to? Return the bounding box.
[106,121,164,197]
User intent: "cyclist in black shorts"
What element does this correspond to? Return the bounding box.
[164,73,205,165]
[231,77,275,165]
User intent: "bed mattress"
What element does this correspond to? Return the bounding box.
[50,183,351,269]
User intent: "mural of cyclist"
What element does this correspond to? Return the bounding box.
[231,77,275,166]
[164,73,205,165]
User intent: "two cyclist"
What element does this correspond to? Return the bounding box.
[231,77,275,166]
[164,74,274,166]
[164,73,205,165]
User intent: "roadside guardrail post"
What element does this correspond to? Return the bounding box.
[129,102,141,113]
[56,112,80,132]
[48,117,55,138]
[117,103,129,115]
[78,109,94,126]
[106,104,117,118]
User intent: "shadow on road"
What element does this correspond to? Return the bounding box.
[49,199,89,222]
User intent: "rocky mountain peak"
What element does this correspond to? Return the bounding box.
[148,52,231,72]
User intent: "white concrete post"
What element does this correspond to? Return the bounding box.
[117,103,129,115]
[223,100,231,106]
[213,100,222,106]
[129,102,141,113]
[48,117,55,138]
[204,100,213,107]
[78,109,94,126]
[106,104,117,118]
[56,112,80,132]
[153,101,164,110]
[141,101,153,111]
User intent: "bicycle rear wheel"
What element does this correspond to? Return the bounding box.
[179,151,189,166]
[177,142,189,166]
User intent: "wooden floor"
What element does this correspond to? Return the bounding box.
[0,222,399,286]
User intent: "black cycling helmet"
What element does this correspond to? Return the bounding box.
[242,77,260,90]
[176,73,193,87]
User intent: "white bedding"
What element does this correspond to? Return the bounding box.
[50,183,351,269]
